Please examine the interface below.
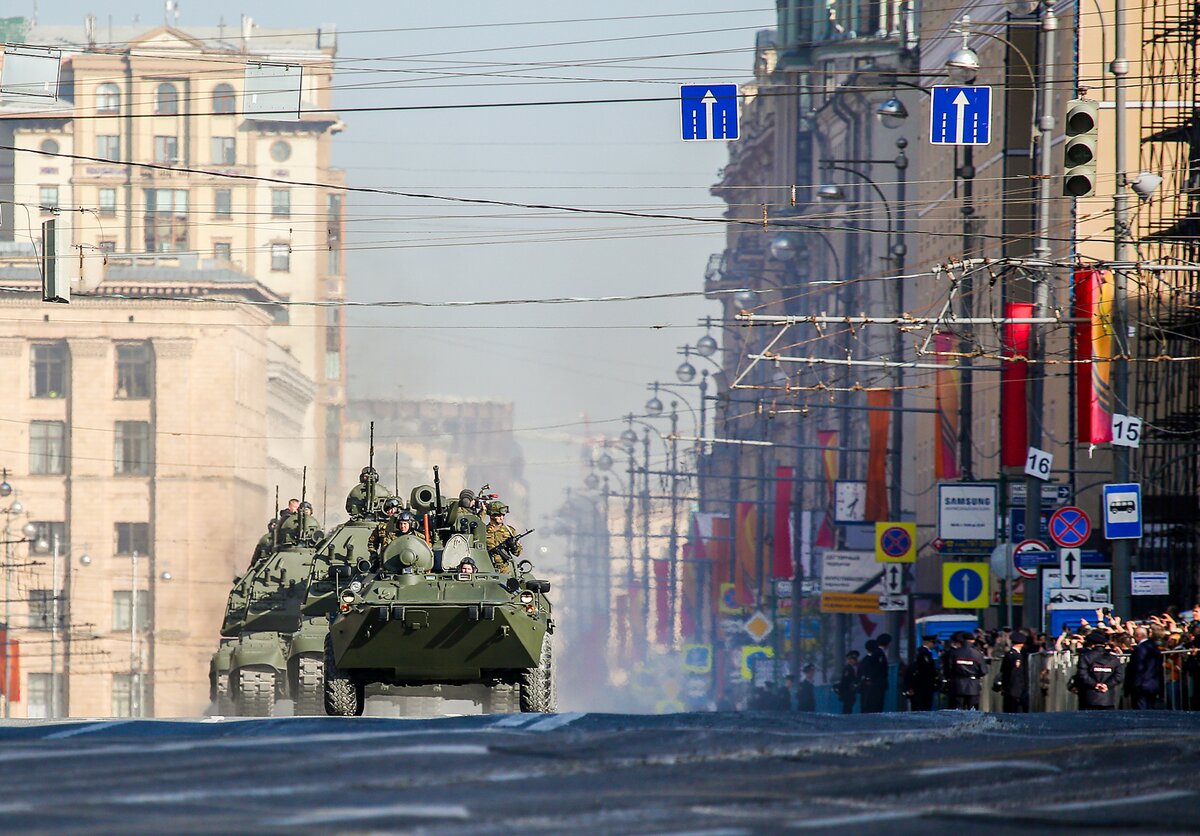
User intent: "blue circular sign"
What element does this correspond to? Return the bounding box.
[1049,506,1090,548]
[880,526,912,557]
[949,568,984,603]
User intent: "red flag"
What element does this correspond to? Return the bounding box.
[772,466,794,579]
[734,502,758,606]
[815,430,838,547]
[0,633,19,702]
[1075,268,1114,443]
[709,515,732,616]
[865,390,891,520]
[934,332,961,479]
[1001,303,1034,467]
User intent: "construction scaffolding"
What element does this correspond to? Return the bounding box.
[1137,0,1200,606]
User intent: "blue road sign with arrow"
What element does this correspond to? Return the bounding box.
[681,84,739,141]
[929,86,992,145]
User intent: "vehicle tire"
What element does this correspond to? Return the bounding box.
[519,633,556,713]
[484,682,520,714]
[323,634,363,716]
[293,654,324,716]
[234,667,276,717]
[214,672,234,715]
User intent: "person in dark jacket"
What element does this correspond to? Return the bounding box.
[796,664,817,712]
[996,631,1029,713]
[905,633,940,711]
[837,651,860,714]
[1125,626,1162,710]
[859,635,890,713]
[945,631,989,709]
[1076,630,1124,710]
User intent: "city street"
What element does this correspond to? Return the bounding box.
[1,711,1197,833]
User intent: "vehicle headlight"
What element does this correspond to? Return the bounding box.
[519,591,534,605]
[349,580,363,593]
[341,591,356,605]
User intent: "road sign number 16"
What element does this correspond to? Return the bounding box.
[1025,446,1053,481]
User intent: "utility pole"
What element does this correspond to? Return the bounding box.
[666,405,680,646]
[1025,0,1058,626]
[1110,0,1133,617]
[50,533,60,718]
[131,549,139,717]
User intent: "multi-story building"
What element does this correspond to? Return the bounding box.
[0,19,344,717]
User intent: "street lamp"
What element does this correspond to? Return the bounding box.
[876,96,909,129]
[583,471,600,491]
[676,347,697,384]
[597,450,614,472]
[769,233,803,263]
[946,45,980,84]
[817,184,845,202]
[645,383,665,416]
[0,470,10,498]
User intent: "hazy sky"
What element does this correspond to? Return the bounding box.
[35,0,774,519]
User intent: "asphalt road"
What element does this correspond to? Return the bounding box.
[1,711,1197,834]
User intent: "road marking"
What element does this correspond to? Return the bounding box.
[1038,789,1193,812]
[44,720,135,739]
[912,759,1060,777]
[271,803,469,826]
[525,712,585,732]
[789,811,920,829]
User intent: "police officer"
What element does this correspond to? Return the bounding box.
[345,467,392,517]
[945,631,989,709]
[906,633,940,711]
[996,631,1029,713]
[860,637,889,713]
[485,501,522,573]
[1076,629,1124,710]
[367,497,404,552]
[837,650,860,714]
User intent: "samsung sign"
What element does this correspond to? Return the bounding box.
[938,482,999,543]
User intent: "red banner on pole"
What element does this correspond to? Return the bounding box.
[815,430,838,547]
[0,632,20,703]
[1074,268,1114,444]
[772,466,794,579]
[1001,302,1034,467]
[934,332,961,479]
[734,502,758,606]
[865,390,891,520]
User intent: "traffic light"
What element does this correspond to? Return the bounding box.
[1063,98,1099,197]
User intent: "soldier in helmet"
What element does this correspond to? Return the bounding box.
[367,498,405,552]
[485,501,522,574]
[279,501,320,544]
[249,519,277,566]
[345,467,392,517]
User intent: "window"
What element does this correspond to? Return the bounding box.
[115,522,150,555]
[326,194,343,274]
[29,421,67,475]
[96,135,120,162]
[114,421,152,475]
[143,188,188,252]
[112,591,150,632]
[325,306,340,350]
[270,189,290,218]
[98,239,116,253]
[40,138,59,155]
[31,343,68,398]
[27,673,55,719]
[212,83,236,114]
[325,351,340,381]
[214,189,231,218]
[154,82,179,115]
[28,589,55,630]
[28,521,67,556]
[111,673,145,717]
[214,241,232,261]
[99,187,117,216]
[211,136,235,165]
[270,243,290,271]
[39,186,59,212]
[270,140,291,162]
[153,135,178,164]
[116,343,152,398]
[96,82,120,113]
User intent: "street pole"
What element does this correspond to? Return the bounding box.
[667,406,680,646]
[1025,0,1058,629]
[50,533,60,718]
[891,138,909,665]
[2,512,9,719]
[131,549,139,717]
[641,428,651,651]
[1110,0,1133,617]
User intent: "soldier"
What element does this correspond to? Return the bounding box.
[279,498,300,523]
[1076,629,1124,711]
[447,489,483,533]
[367,499,405,553]
[279,501,319,544]
[905,633,940,711]
[345,467,392,517]
[485,501,522,574]
[996,631,1030,713]
[944,631,989,710]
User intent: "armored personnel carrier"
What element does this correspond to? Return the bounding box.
[224,513,326,716]
[322,480,556,716]
[209,556,263,713]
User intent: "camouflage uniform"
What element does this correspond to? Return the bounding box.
[486,522,521,573]
[368,519,400,553]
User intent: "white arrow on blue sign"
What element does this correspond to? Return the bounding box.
[929,86,992,146]
[681,84,739,141]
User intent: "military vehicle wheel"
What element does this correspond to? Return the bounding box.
[323,635,364,716]
[213,673,234,715]
[293,654,324,716]
[483,682,520,714]
[519,634,556,713]
[234,667,277,717]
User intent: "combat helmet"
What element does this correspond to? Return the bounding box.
[487,501,509,516]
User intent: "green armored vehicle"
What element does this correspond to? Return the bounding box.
[209,546,266,713]
[224,510,326,716]
[323,479,556,716]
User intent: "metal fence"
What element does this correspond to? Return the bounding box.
[1026,649,1199,712]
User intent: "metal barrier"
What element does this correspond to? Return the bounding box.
[1027,648,1199,712]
